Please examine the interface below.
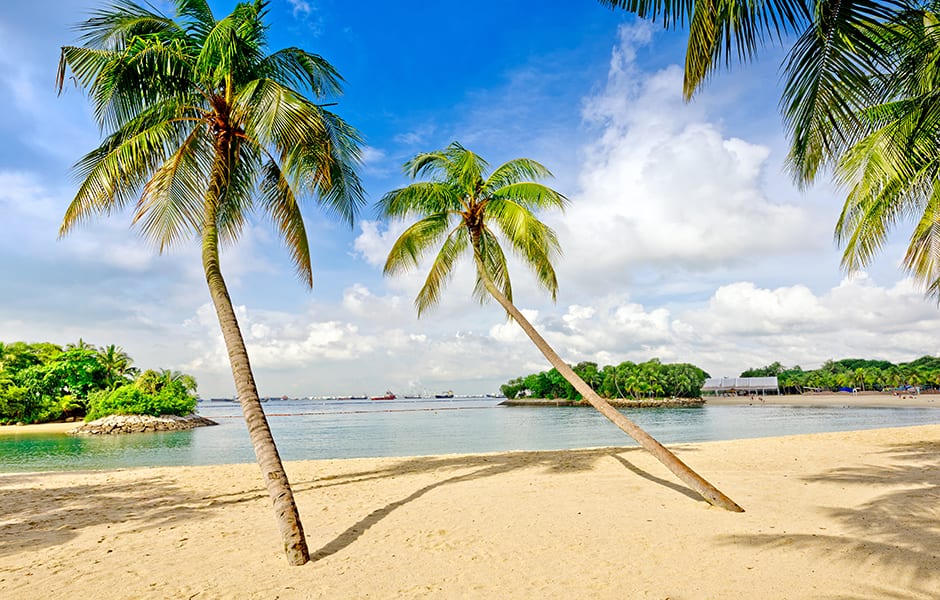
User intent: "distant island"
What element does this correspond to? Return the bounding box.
[500,355,940,403]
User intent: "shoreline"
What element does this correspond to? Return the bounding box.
[706,391,940,409]
[0,422,77,436]
[2,424,939,598]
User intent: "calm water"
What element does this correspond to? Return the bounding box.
[3,398,940,473]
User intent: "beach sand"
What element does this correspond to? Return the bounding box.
[2,425,938,599]
[707,391,940,409]
[0,422,78,436]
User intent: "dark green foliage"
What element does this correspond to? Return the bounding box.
[741,356,940,392]
[85,373,197,420]
[0,340,198,424]
[504,358,710,400]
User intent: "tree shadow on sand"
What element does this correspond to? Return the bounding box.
[0,473,206,558]
[720,441,940,600]
[292,446,708,561]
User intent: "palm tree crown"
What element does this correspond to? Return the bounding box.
[57,0,364,283]
[381,142,567,314]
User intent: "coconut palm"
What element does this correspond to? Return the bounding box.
[381,142,742,512]
[57,0,364,565]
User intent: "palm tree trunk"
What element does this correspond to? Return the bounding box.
[202,220,311,565]
[473,250,744,512]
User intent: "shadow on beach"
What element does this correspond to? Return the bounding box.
[280,446,706,561]
[720,441,940,600]
[0,473,204,558]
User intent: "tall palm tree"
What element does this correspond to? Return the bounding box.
[381,142,743,512]
[57,0,364,565]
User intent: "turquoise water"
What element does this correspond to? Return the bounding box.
[3,398,940,473]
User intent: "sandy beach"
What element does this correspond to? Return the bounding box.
[1,424,938,599]
[707,391,940,409]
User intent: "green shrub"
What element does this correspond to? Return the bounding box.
[85,381,196,421]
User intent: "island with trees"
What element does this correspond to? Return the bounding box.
[0,339,206,431]
[500,355,940,405]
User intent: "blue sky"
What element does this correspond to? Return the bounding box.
[1,0,937,398]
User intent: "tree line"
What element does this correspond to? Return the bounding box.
[500,359,710,401]
[0,340,198,424]
[741,356,940,394]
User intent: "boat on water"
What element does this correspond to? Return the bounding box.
[435,391,454,399]
[370,391,396,401]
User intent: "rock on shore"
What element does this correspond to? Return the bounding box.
[69,414,218,435]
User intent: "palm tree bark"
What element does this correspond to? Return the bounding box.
[473,249,744,513]
[202,219,311,565]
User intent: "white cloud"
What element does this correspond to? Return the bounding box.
[287,0,312,16]
[552,23,823,293]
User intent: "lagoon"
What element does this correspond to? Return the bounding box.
[3,397,940,472]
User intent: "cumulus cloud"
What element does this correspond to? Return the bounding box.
[551,24,823,292]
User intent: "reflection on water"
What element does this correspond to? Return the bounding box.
[3,398,940,473]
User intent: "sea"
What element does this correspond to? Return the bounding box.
[3,397,940,473]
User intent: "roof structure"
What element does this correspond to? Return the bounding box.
[702,377,779,393]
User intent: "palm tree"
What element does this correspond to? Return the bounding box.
[381,142,742,512]
[97,344,138,390]
[56,0,364,565]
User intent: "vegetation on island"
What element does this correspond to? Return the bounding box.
[500,359,709,401]
[380,143,742,512]
[0,340,197,425]
[741,356,940,393]
[57,0,364,565]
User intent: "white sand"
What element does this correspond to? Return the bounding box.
[1,425,938,599]
[707,391,940,409]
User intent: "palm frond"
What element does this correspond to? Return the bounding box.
[903,186,940,299]
[484,157,554,191]
[489,182,568,212]
[133,121,211,250]
[260,48,343,97]
[599,0,811,98]
[258,156,313,286]
[62,102,198,236]
[383,212,454,276]
[782,0,902,185]
[404,150,452,180]
[473,227,513,306]
[174,0,215,42]
[379,182,462,219]
[74,0,179,50]
[215,136,261,246]
[236,78,365,226]
[487,199,561,300]
[415,225,469,316]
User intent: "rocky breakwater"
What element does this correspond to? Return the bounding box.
[70,414,218,435]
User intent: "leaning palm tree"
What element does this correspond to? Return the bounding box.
[57,0,364,565]
[381,143,742,512]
